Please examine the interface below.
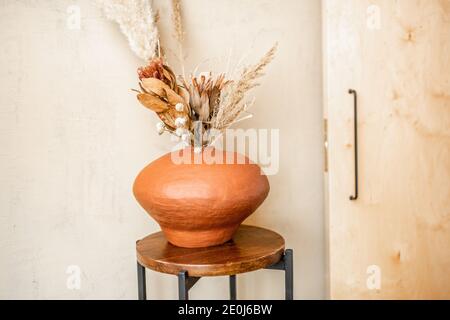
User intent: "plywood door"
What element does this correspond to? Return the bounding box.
[323,0,450,299]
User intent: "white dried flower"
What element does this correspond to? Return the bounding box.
[175,103,184,112]
[175,128,184,137]
[194,146,202,154]
[156,122,165,135]
[181,133,190,141]
[99,0,159,61]
[175,117,187,127]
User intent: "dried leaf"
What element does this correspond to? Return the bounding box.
[158,112,176,130]
[137,93,169,113]
[189,85,202,114]
[162,65,177,90]
[199,91,210,121]
[140,78,167,97]
[141,77,185,106]
[215,74,223,88]
[177,86,190,106]
[200,75,206,90]
[163,87,185,106]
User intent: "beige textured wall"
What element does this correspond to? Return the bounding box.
[0,0,324,299]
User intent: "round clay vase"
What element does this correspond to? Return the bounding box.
[133,147,270,248]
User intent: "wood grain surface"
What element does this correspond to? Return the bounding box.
[324,0,450,299]
[136,225,285,276]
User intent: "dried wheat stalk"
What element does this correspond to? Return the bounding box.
[211,43,277,130]
[171,0,186,77]
[171,0,184,43]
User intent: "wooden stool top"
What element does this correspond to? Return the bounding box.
[136,225,285,277]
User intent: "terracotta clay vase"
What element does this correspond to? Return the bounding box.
[133,147,270,248]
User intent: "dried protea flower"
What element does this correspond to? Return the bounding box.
[181,73,230,123]
[136,59,191,133]
[138,58,177,91]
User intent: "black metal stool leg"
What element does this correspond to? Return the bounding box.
[137,262,146,300]
[178,271,200,300]
[265,249,294,300]
[284,249,294,300]
[178,271,189,300]
[229,275,237,300]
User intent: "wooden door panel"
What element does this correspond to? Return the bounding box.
[324,0,450,299]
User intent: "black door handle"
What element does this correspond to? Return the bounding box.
[349,89,358,201]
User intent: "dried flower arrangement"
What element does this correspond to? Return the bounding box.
[101,0,276,149]
[101,1,275,247]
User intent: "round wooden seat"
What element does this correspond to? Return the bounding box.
[136,225,285,277]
